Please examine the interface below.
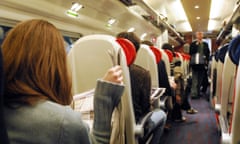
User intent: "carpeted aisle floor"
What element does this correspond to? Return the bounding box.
[160,97,221,144]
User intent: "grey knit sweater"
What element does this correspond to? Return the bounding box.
[4,80,124,144]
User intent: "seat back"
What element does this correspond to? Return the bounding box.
[210,53,217,108]
[134,44,159,88]
[214,44,237,143]
[214,56,224,112]
[159,49,171,76]
[228,35,240,144]
[217,52,236,143]
[221,52,236,119]
[67,34,136,144]
[134,44,163,108]
[68,35,117,94]
[215,44,229,112]
[231,58,240,144]
[216,35,240,144]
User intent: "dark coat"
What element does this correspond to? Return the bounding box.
[157,60,172,96]
[129,64,151,122]
[189,40,210,62]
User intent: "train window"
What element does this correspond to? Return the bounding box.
[0,25,11,45]
[63,36,78,53]
[0,25,82,53]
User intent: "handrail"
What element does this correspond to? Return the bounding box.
[216,3,240,44]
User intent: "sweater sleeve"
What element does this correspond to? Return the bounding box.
[91,80,124,144]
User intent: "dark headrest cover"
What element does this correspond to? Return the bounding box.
[228,35,240,65]
[214,50,219,61]
[218,44,229,63]
[116,38,136,66]
[150,46,162,63]
[164,49,173,62]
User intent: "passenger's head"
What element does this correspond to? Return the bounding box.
[183,43,190,53]
[195,31,204,41]
[2,19,72,106]
[162,43,175,54]
[141,40,154,46]
[161,43,173,51]
[162,43,176,58]
[116,32,141,52]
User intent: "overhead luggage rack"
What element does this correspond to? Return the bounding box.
[132,0,185,45]
[216,3,240,44]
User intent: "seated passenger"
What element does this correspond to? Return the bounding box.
[142,40,176,130]
[162,43,198,118]
[141,40,173,104]
[117,32,166,144]
[2,19,124,144]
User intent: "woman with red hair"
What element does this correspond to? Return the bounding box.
[2,19,124,144]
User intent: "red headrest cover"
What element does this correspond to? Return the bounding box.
[185,54,191,61]
[150,46,162,63]
[116,38,136,66]
[182,53,191,61]
[175,52,180,58]
[164,49,173,62]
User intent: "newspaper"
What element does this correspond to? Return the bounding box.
[73,89,95,128]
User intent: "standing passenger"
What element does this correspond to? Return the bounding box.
[189,32,210,99]
[2,19,124,144]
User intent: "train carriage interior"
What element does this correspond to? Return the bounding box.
[1,0,240,143]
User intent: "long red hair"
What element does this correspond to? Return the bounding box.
[2,19,72,106]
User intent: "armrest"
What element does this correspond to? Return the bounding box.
[150,88,166,109]
[219,115,229,133]
[215,103,221,114]
[135,111,153,137]
[136,109,166,143]
[150,87,166,100]
[159,95,169,110]
[150,88,166,107]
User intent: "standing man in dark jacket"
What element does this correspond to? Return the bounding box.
[189,32,210,99]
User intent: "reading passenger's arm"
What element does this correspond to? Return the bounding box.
[91,65,124,144]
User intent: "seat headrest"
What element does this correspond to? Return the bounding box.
[164,49,173,62]
[228,35,240,65]
[181,53,191,61]
[214,50,219,61]
[150,46,162,63]
[218,44,229,63]
[116,38,136,66]
[175,52,181,58]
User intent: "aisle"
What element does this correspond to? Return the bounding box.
[160,97,220,144]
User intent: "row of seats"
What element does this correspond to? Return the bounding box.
[67,34,191,144]
[0,33,192,143]
[210,35,240,144]
[68,34,150,143]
